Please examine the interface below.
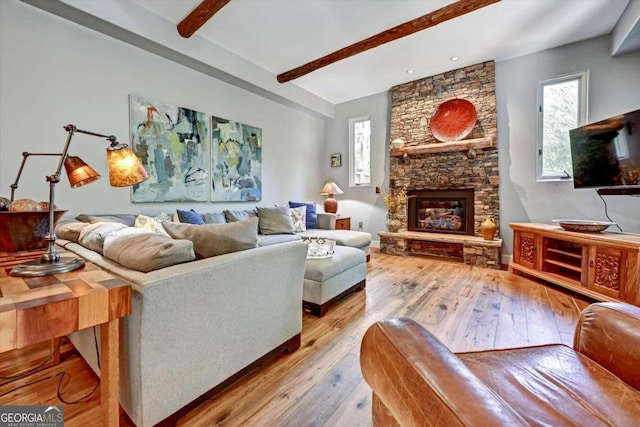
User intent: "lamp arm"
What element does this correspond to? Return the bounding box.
[40,125,118,264]
[10,152,63,202]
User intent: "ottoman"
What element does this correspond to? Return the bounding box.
[303,245,367,316]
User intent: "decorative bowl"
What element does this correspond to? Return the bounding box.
[551,219,616,233]
[430,98,477,142]
[302,237,336,259]
[0,210,68,252]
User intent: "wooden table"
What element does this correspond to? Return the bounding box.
[335,216,351,230]
[0,249,131,426]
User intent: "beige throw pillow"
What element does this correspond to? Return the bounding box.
[223,209,257,223]
[103,229,195,272]
[162,217,259,258]
[257,206,294,235]
[55,221,89,243]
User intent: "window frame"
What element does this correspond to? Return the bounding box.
[348,115,371,187]
[536,70,589,182]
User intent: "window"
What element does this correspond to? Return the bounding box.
[349,116,371,186]
[537,71,588,181]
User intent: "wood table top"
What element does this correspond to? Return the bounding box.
[0,248,131,353]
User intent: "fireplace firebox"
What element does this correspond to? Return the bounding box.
[408,189,474,235]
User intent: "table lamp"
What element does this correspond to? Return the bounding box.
[319,181,344,214]
[9,124,149,277]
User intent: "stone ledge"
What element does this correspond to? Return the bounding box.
[379,231,502,247]
[389,136,495,156]
[379,231,502,269]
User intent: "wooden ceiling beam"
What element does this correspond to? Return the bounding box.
[177,0,231,38]
[277,0,500,83]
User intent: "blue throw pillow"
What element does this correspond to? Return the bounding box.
[176,209,205,225]
[288,201,318,229]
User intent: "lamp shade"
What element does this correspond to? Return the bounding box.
[64,156,101,188]
[107,144,149,187]
[319,181,344,196]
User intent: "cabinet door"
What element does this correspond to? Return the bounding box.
[587,246,627,300]
[514,231,538,269]
[335,217,351,230]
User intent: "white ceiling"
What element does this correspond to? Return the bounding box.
[128,0,634,104]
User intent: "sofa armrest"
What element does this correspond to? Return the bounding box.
[573,302,640,390]
[360,318,527,426]
[317,212,336,230]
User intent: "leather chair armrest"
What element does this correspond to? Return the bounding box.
[360,318,527,426]
[574,302,640,390]
[317,212,336,230]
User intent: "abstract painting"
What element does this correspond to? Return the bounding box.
[211,116,262,202]
[129,95,209,202]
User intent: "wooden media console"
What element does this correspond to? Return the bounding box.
[510,223,640,306]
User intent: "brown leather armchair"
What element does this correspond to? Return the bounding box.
[360,302,640,426]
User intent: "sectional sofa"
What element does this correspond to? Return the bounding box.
[55,207,371,426]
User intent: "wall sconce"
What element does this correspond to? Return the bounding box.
[319,181,344,214]
[9,124,149,277]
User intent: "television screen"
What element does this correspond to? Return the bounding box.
[569,109,640,189]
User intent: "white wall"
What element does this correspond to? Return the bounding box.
[0,0,325,217]
[497,35,640,254]
[324,92,389,238]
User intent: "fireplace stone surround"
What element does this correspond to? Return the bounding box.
[379,61,502,268]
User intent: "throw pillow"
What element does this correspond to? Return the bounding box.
[78,222,128,254]
[223,209,257,223]
[176,208,205,225]
[134,214,171,237]
[200,212,226,224]
[290,205,307,232]
[256,206,294,235]
[75,214,137,227]
[155,212,173,222]
[162,217,259,258]
[54,221,89,243]
[103,229,195,272]
[289,201,318,229]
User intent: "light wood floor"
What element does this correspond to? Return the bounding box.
[0,250,592,426]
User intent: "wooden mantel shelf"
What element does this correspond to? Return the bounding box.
[390,136,495,156]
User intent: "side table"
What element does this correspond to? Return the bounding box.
[335,216,351,230]
[0,248,131,427]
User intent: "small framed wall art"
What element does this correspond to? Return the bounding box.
[330,153,342,168]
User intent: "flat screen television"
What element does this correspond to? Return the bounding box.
[569,108,640,193]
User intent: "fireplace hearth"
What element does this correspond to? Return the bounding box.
[408,189,474,235]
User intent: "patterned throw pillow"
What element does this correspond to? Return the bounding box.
[288,201,318,229]
[135,214,171,237]
[290,205,307,232]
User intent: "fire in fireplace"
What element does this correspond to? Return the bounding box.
[408,189,474,235]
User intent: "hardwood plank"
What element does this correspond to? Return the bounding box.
[0,250,593,426]
[277,0,501,83]
[494,273,530,348]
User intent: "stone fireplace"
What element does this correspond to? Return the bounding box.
[379,61,502,268]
